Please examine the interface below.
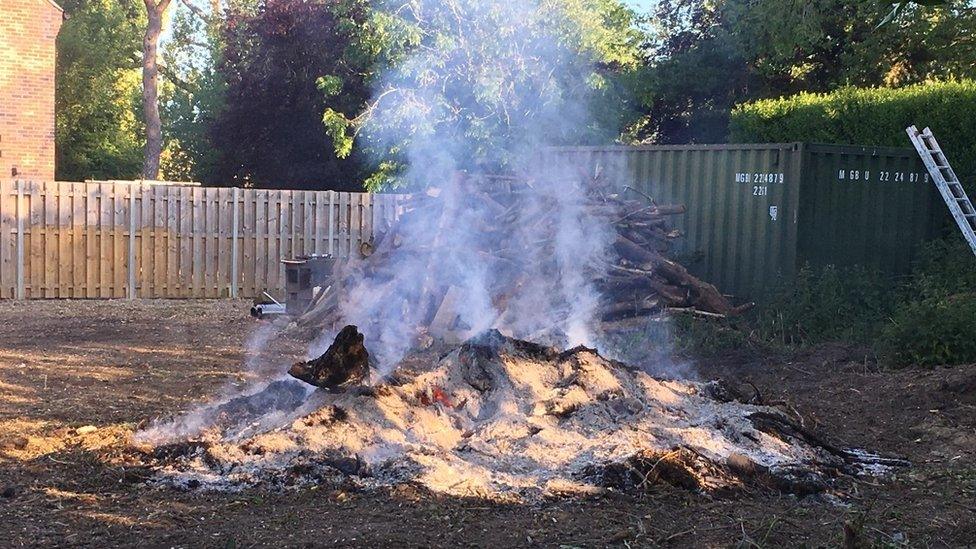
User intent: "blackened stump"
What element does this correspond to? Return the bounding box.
[289,325,370,390]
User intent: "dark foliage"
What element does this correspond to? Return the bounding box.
[630,0,976,145]
[210,0,371,190]
[881,237,976,367]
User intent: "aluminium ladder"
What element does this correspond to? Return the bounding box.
[906,125,976,256]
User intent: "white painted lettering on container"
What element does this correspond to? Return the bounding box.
[838,169,928,183]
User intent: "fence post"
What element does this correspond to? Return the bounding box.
[15,180,24,300]
[328,191,335,257]
[314,191,321,256]
[128,183,137,299]
[230,186,240,298]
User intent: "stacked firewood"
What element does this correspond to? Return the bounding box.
[296,173,747,335]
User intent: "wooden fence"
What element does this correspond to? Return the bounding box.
[0,180,401,299]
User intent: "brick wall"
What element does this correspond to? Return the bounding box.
[0,0,63,181]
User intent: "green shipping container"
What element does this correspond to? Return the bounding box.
[552,143,946,299]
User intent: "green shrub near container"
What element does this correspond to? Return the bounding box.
[672,239,976,367]
[880,238,976,367]
[881,294,976,367]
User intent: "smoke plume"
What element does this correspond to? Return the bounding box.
[136,0,672,444]
[311,0,618,371]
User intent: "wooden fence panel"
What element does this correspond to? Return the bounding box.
[0,181,13,299]
[85,183,99,298]
[0,180,400,299]
[165,186,178,297]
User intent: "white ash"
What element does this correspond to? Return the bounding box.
[140,333,895,499]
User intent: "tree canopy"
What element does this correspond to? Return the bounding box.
[322,0,645,189]
[51,0,976,187]
[56,0,145,181]
[629,0,976,143]
[208,0,374,189]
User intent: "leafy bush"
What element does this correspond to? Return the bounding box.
[881,237,976,366]
[901,237,976,299]
[670,313,755,357]
[752,265,895,347]
[729,80,976,188]
[671,239,976,367]
[881,294,976,367]
[670,265,893,357]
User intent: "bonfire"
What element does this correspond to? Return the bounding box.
[136,325,905,500]
[133,171,908,500]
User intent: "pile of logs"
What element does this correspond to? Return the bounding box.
[296,173,748,337]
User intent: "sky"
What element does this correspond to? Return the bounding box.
[625,0,653,9]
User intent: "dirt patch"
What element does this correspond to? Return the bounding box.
[1,300,974,547]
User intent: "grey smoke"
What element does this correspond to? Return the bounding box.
[136,0,685,445]
[311,0,617,371]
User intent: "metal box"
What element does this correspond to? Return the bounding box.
[282,255,336,314]
[550,143,946,298]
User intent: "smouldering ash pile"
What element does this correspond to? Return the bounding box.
[136,331,897,499]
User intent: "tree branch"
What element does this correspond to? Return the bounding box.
[179,0,211,22]
[158,63,196,95]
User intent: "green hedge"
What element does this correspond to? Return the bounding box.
[729,80,976,186]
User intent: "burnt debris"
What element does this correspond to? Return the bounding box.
[289,325,370,390]
[295,173,752,343]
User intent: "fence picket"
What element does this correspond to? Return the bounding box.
[328,191,335,257]
[165,186,178,297]
[113,183,127,298]
[242,188,255,298]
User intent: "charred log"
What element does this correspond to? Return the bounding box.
[289,325,370,390]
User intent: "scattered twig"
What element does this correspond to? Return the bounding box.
[667,307,727,319]
[623,186,657,205]
[47,455,77,466]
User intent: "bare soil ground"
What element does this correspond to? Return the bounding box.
[0,300,973,548]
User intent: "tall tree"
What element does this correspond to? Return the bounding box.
[56,0,145,181]
[158,0,227,181]
[141,0,174,179]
